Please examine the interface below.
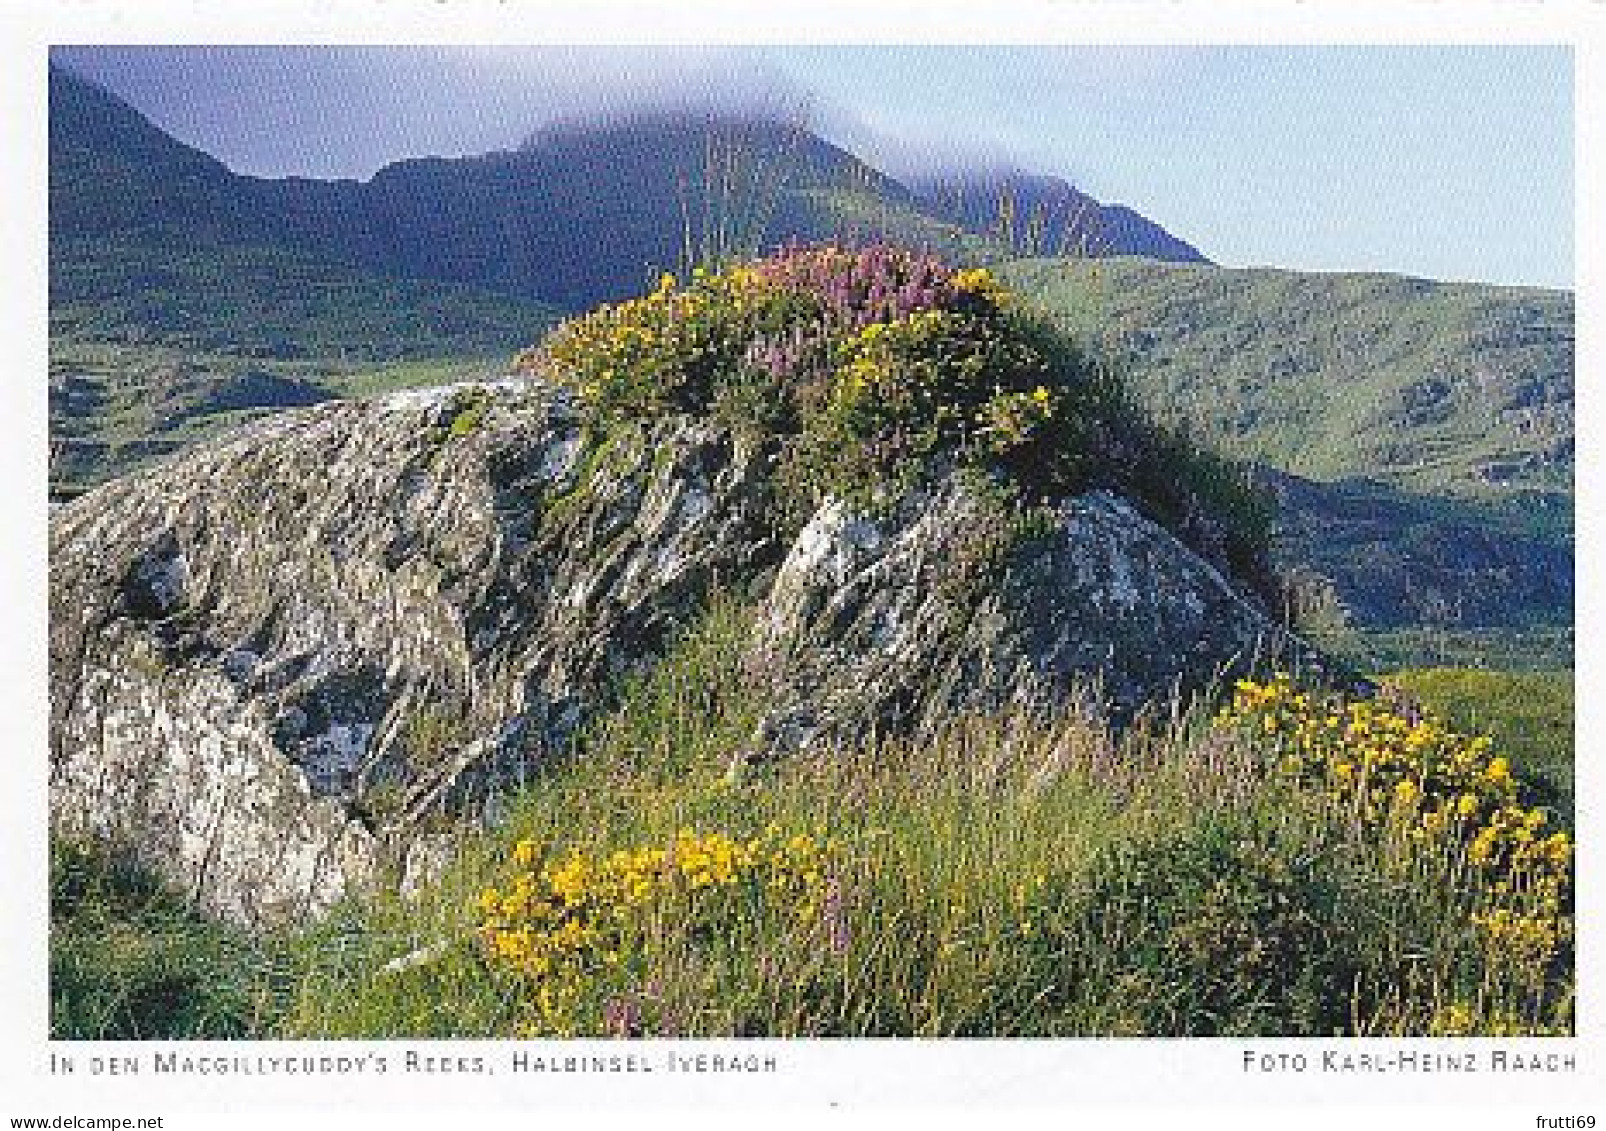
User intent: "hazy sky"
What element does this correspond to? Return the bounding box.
[51,45,1573,289]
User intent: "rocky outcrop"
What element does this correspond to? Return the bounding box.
[51,375,1319,927]
[50,378,776,926]
[744,474,1324,756]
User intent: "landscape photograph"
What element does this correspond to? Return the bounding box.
[45,44,1575,1041]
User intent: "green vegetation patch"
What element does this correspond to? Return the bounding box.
[1307,625,1574,675]
[521,243,1273,587]
[50,838,290,1039]
[1003,256,1574,498]
[50,237,558,363]
[1387,667,1574,819]
[264,606,1571,1039]
[48,235,559,499]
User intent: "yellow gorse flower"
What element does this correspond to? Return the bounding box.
[476,826,831,1035]
[1217,674,1573,989]
[949,266,1011,304]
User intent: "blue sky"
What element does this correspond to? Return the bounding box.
[52,45,1573,289]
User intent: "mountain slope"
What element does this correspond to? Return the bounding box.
[917,172,1209,264]
[43,64,1205,499]
[49,65,255,240]
[49,237,560,499]
[1003,256,1574,498]
[998,257,1574,658]
[1264,469,1571,630]
[49,66,1207,312]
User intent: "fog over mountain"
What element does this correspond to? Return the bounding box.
[50,46,846,181]
[48,63,1207,317]
[50,44,1571,288]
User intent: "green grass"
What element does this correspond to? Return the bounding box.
[1308,625,1574,675]
[1386,667,1574,818]
[49,597,1565,1041]
[274,600,1243,1037]
[1002,256,1574,498]
[278,603,1572,1038]
[50,839,291,1039]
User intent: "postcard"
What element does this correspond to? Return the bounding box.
[3,2,1599,1126]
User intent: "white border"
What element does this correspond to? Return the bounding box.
[4,3,1602,1124]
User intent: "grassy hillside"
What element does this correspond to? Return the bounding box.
[51,237,558,360]
[1305,626,1574,677]
[996,257,1574,665]
[1387,667,1573,815]
[49,240,556,499]
[49,345,524,500]
[1003,257,1573,497]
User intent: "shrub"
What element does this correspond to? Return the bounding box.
[517,243,1272,582]
[1051,817,1355,1036]
[1215,675,1574,1034]
[1217,675,1570,881]
[475,827,829,1036]
[1386,667,1573,818]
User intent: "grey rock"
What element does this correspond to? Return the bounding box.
[743,472,1327,757]
[51,375,1321,928]
[51,377,774,928]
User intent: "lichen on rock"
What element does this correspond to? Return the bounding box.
[742,471,1326,760]
[50,378,776,926]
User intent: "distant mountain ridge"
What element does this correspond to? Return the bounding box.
[49,65,1209,312]
[914,171,1209,264]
